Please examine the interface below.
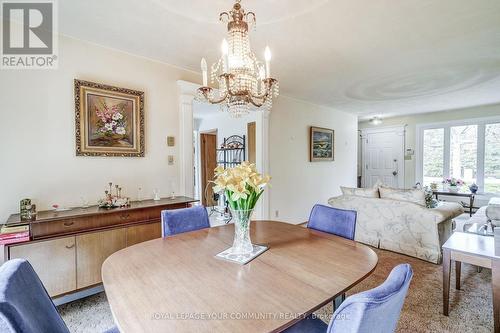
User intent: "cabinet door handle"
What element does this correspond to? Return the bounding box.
[120,214,130,220]
[63,221,74,227]
[65,244,75,249]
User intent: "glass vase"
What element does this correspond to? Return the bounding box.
[229,208,254,255]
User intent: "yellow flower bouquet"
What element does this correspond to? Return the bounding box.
[213,162,270,211]
[212,162,270,255]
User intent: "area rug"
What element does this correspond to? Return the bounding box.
[58,248,493,333]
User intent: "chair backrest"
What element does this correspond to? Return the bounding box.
[161,205,210,237]
[327,264,413,333]
[0,259,70,333]
[307,204,357,240]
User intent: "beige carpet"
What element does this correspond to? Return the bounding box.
[58,248,493,332]
[315,248,493,332]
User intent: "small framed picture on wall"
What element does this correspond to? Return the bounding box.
[310,126,334,162]
[74,79,145,157]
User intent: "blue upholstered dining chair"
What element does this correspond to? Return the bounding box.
[308,204,358,309]
[0,259,119,333]
[161,205,210,237]
[284,264,413,333]
[307,204,357,240]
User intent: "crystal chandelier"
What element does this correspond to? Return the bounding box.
[197,0,279,117]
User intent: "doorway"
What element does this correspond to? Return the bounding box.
[177,80,270,219]
[361,126,405,188]
[200,131,217,207]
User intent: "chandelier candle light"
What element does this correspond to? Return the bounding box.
[197,0,279,117]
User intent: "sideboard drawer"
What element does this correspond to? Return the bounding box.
[30,204,189,240]
[31,210,145,239]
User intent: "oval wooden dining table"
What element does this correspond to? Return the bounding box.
[102,221,378,333]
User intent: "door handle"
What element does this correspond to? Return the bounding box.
[393,159,398,177]
[65,244,75,249]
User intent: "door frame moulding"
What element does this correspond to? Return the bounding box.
[176,80,270,219]
[360,125,406,188]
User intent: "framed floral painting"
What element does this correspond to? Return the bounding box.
[75,79,144,157]
[310,126,334,162]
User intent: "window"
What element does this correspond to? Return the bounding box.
[485,123,500,193]
[450,125,477,185]
[418,117,500,194]
[422,128,444,185]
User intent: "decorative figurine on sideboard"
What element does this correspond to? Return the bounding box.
[19,199,37,221]
[153,188,161,201]
[52,204,72,212]
[469,183,479,194]
[20,199,32,221]
[98,182,130,209]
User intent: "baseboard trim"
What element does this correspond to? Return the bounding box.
[53,284,104,306]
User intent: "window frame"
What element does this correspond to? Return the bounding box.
[416,116,500,195]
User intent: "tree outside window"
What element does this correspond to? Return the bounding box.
[485,123,500,193]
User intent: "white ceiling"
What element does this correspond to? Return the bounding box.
[59,0,500,119]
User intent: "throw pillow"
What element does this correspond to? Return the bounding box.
[379,186,426,206]
[341,186,380,198]
[424,186,439,208]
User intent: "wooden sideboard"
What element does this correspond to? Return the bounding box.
[2,197,197,298]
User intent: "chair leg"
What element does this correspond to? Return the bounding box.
[333,293,346,311]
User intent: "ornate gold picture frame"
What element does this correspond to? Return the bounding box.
[75,79,144,157]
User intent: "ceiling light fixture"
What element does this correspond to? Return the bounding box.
[197,0,279,117]
[370,116,383,125]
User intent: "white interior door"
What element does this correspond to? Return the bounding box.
[362,127,405,188]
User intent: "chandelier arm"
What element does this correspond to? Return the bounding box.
[249,89,269,100]
[197,87,229,104]
[249,79,276,100]
[247,95,267,108]
[206,93,229,104]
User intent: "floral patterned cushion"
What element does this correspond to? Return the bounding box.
[379,186,426,206]
[341,186,380,198]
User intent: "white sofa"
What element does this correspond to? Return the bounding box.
[328,194,463,264]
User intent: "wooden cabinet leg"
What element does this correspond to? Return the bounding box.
[492,258,500,333]
[443,249,451,316]
[455,261,461,290]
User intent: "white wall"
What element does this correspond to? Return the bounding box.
[269,97,358,224]
[195,111,258,148]
[0,35,198,222]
